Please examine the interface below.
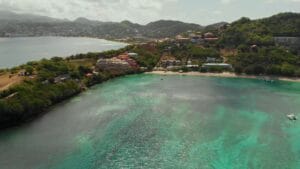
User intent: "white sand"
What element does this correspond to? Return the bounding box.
[146,71,300,83]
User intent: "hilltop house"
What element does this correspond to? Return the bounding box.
[204,32,219,42]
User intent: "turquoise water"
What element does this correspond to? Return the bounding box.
[0,74,300,169]
[0,37,127,68]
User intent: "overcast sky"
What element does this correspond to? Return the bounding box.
[0,0,299,25]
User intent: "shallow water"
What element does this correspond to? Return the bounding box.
[0,37,127,68]
[0,74,300,169]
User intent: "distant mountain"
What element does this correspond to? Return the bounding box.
[204,22,228,30]
[0,11,203,39]
[142,20,202,38]
[0,10,65,23]
[74,17,104,25]
[1,11,298,39]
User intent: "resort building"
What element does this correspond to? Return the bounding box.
[96,57,131,72]
[96,53,139,73]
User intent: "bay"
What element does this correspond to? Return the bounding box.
[0,74,299,169]
[0,37,127,69]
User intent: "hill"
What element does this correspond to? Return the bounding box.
[0,10,65,23]
[141,20,202,38]
[259,12,300,36]
[218,12,300,48]
[0,11,203,39]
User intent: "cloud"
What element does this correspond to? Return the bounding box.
[0,0,178,23]
[220,0,235,4]
[0,0,299,25]
[265,0,300,3]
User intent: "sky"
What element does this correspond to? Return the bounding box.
[0,0,299,25]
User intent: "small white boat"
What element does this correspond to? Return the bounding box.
[287,114,297,121]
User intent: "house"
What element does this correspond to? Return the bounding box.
[186,60,199,69]
[190,35,205,44]
[54,74,71,83]
[250,45,258,52]
[159,55,181,68]
[206,57,217,63]
[175,35,190,42]
[128,52,139,58]
[117,53,139,69]
[204,32,215,38]
[18,71,30,76]
[202,63,232,69]
[204,32,219,42]
[85,73,93,78]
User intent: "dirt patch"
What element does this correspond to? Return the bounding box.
[0,73,24,91]
[220,49,238,57]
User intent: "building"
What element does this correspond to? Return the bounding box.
[206,57,217,63]
[96,57,131,72]
[190,34,205,44]
[96,53,139,73]
[128,52,139,58]
[117,53,139,69]
[186,60,199,70]
[204,32,219,42]
[202,63,232,69]
[159,55,182,68]
[175,35,190,42]
[204,32,215,38]
[54,74,71,84]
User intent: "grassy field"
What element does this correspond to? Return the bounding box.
[67,59,96,68]
[0,73,24,91]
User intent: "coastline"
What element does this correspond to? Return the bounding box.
[146,71,300,83]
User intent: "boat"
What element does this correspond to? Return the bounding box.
[287,114,297,121]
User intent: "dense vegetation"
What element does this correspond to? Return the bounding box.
[219,13,300,48]
[260,13,300,36]
[228,46,300,76]
[0,45,157,129]
[217,12,300,76]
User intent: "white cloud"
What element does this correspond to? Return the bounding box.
[265,0,300,3]
[0,0,299,25]
[220,0,235,4]
[0,0,178,24]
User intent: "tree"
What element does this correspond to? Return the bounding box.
[281,63,295,76]
[25,65,34,75]
[78,65,92,75]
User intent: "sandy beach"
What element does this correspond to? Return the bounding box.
[146,71,300,83]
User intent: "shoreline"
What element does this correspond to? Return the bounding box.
[0,35,132,45]
[146,71,300,83]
